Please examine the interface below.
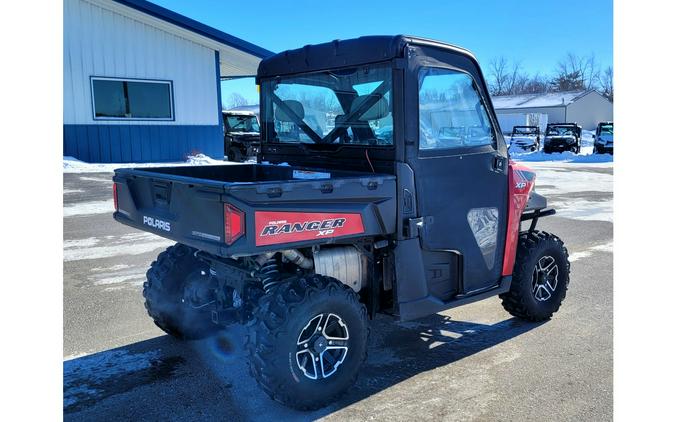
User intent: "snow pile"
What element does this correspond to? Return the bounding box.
[64,153,230,173]
[184,153,225,165]
[511,150,613,163]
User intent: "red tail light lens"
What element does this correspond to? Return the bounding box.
[224,204,245,244]
[113,183,119,211]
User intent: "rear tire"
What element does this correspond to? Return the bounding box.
[247,275,368,410]
[500,231,570,321]
[543,146,552,154]
[143,243,217,339]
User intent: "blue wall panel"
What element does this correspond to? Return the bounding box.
[64,126,77,158]
[109,126,122,163]
[99,125,112,163]
[87,126,101,162]
[63,124,224,163]
[75,126,90,163]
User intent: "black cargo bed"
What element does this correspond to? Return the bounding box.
[113,164,397,257]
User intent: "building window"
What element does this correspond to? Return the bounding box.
[91,77,173,120]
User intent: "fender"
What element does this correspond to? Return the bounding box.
[502,161,536,276]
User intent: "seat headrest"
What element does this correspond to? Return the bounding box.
[275,100,305,122]
[351,95,389,121]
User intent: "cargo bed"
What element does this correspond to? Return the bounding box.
[113,163,397,257]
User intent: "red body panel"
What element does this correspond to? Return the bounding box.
[254,211,365,246]
[502,162,536,276]
[112,183,118,211]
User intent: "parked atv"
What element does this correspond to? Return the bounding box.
[543,123,582,154]
[593,121,613,154]
[509,125,541,152]
[223,110,260,162]
[113,35,570,410]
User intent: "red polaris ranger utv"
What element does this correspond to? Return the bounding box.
[112,35,570,410]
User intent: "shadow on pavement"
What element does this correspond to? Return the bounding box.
[64,313,544,420]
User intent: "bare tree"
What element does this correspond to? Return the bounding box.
[554,52,600,90]
[599,66,613,102]
[487,57,510,96]
[521,73,549,94]
[227,92,248,109]
[486,52,609,97]
[585,53,600,89]
[507,60,524,94]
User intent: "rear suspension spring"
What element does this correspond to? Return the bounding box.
[259,258,280,293]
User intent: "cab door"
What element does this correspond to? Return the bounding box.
[405,59,509,297]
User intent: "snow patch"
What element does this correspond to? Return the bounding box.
[549,198,613,222]
[569,241,613,262]
[64,232,172,262]
[63,199,114,217]
[63,153,230,174]
[94,273,146,286]
[569,250,592,262]
[533,167,613,195]
[512,150,613,163]
[90,264,131,272]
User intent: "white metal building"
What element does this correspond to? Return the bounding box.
[64,0,272,162]
[492,90,613,133]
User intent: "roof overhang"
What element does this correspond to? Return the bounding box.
[105,0,273,77]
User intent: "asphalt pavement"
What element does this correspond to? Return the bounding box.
[63,161,613,421]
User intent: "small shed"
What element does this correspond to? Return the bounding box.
[64,0,272,163]
[492,90,613,132]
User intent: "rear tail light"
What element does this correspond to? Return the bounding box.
[224,204,245,244]
[113,183,119,212]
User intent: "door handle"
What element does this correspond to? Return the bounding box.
[492,155,507,173]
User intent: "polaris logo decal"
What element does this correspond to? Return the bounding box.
[143,215,171,232]
[255,212,364,246]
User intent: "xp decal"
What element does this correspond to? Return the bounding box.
[502,161,536,276]
[255,211,364,246]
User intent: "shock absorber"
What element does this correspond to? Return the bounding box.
[256,252,280,293]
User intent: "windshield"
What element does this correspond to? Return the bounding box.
[599,124,613,135]
[261,63,393,146]
[513,127,538,136]
[225,115,260,133]
[546,126,575,136]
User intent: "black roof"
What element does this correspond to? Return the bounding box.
[257,35,477,79]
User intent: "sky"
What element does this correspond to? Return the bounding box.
[153,0,613,107]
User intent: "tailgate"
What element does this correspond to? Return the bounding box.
[113,170,226,255]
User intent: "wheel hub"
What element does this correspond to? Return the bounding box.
[313,336,328,353]
[296,313,349,380]
[531,255,559,302]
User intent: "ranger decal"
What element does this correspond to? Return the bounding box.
[255,211,364,246]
